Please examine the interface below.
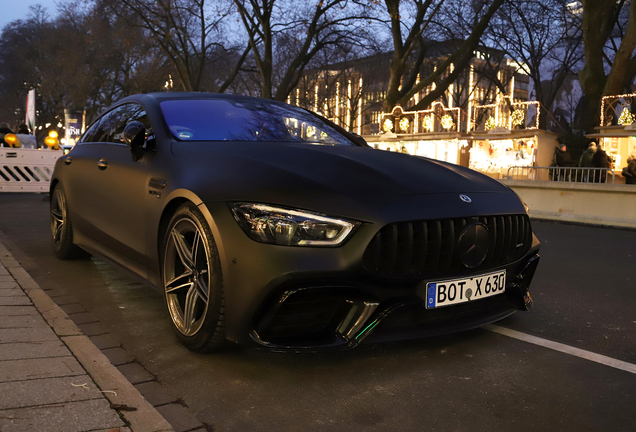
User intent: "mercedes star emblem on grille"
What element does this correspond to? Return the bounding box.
[458,222,490,268]
[459,194,472,203]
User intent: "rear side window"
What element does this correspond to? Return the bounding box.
[160,99,354,146]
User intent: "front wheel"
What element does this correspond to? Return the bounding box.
[162,204,225,352]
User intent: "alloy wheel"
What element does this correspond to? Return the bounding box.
[164,218,211,336]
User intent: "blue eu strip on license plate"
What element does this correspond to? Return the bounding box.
[426,283,436,309]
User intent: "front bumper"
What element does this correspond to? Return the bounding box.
[249,253,539,351]
[201,201,541,351]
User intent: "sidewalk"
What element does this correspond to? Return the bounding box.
[0,241,174,432]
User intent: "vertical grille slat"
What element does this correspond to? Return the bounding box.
[484,216,496,266]
[427,220,442,274]
[362,214,532,279]
[510,215,518,260]
[385,224,398,274]
[515,215,526,260]
[400,222,414,275]
[503,216,513,261]
[493,215,505,264]
[439,219,455,273]
[414,221,428,275]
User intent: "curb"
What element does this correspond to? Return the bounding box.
[0,240,175,432]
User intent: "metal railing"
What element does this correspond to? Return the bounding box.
[506,166,616,184]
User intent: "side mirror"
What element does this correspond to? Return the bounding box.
[123,121,146,161]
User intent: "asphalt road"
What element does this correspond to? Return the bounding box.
[1,193,635,431]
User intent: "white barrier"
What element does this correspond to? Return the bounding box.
[501,179,636,229]
[0,148,61,192]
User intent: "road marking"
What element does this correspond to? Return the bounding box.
[485,324,636,375]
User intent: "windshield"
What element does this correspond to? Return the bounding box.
[160,99,355,146]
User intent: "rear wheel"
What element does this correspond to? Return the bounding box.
[162,204,225,352]
[50,184,85,259]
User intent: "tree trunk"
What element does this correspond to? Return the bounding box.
[579,0,629,132]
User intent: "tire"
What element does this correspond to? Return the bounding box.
[162,203,225,352]
[50,184,85,259]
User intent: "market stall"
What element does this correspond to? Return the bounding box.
[365,104,470,166]
[467,129,558,178]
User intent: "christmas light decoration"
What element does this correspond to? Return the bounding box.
[485,117,496,130]
[383,118,393,133]
[399,117,410,132]
[422,115,433,132]
[511,109,525,126]
[441,115,454,130]
[600,93,636,126]
[474,96,539,130]
[379,103,459,134]
[618,107,634,125]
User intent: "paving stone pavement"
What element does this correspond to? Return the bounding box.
[0,263,126,431]
[0,239,175,432]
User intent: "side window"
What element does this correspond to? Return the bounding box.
[98,105,130,144]
[128,104,153,137]
[111,103,152,144]
[79,118,103,144]
[79,103,152,145]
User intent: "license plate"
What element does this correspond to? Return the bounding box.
[424,270,506,309]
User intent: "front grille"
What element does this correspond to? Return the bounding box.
[362,214,532,279]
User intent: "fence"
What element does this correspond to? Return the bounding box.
[506,166,616,184]
[0,148,61,192]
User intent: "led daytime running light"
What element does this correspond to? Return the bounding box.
[231,203,357,247]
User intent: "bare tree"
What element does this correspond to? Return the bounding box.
[233,0,370,101]
[380,0,505,112]
[487,0,583,129]
[102,0,250,92]
[0,2,174,131]
[579,0,636,131]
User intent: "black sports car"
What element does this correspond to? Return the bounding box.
[50,92,540,352]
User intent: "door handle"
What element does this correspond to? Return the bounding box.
[97,159,108,170]
[64,156,73,165]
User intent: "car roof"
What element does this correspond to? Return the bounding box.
[118,92,282,105]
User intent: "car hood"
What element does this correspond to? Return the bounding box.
[171,141,521,221]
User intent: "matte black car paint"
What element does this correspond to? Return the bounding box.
[52,92,540,350]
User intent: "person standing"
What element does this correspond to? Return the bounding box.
[553,143,571,181]
[592,143,611,183]
[622,152,636,185]
[16,124,37,149]
[578,142,597,182]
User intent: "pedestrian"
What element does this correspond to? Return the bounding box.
[622,152,636,185]
[578,142,597,182]
[16,124,37,149]
[552,143,571,181]
[0,122,14,147]
[592,143,611,183]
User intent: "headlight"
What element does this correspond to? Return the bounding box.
[230,203,359,246]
